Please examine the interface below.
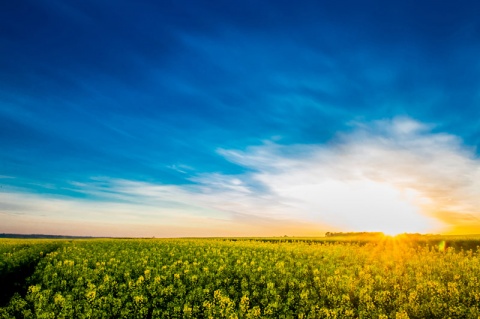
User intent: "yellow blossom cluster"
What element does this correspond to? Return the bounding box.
[2,237,480,318]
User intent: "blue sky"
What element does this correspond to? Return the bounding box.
[1,1,480,236]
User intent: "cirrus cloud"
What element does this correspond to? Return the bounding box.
[1,117,479,236]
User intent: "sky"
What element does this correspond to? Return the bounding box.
[1,0,480,237]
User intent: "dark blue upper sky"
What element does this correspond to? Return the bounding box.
[1,1,480,236]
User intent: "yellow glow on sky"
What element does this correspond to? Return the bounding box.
[279,179,438,235]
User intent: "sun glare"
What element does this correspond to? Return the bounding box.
[382,229,406,237]
[300,179,434,234]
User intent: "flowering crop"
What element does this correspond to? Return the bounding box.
[0,239,63,317]
[1,237,480,318]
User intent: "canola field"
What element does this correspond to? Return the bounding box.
[1,236,480,318]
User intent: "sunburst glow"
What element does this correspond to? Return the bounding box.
[276,178,434,235]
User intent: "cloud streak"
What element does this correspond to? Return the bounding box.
[1,117,479,236]
[215,117,480,233]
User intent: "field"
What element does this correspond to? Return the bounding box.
[1,236,480,318]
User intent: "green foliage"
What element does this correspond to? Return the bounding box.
[2,237,480,318]
[324,232,384,237]
[0,240,62,275]
[0,240,64,307]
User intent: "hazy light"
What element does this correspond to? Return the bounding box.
[1,117,479,236]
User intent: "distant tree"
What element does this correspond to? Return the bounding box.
[324,231,384,237]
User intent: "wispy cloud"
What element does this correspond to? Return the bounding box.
[1,117,479,236]
[214,117,480,233]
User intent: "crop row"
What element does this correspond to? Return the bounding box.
[1,238,480,318]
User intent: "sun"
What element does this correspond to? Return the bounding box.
[382,229,406,237]
[306,179,434,235]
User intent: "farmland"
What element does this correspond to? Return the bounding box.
[1,236,480,318]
